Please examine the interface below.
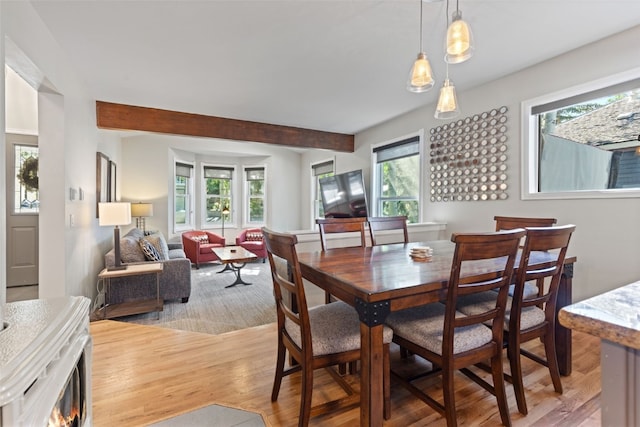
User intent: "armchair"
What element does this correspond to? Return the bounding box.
[235,228,266,262]
[182,230,226,269]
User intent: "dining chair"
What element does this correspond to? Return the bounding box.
[262,227,393,426]
[386,228,525,427]
[316,217,367,304]
[316,217,367,251]
[494,215,558,299]
[367,215,409,246]
[457,224,575,415]
[494,215,557,231]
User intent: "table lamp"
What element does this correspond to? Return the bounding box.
[131,202,153,233]
[221,205,230,237]
[99,202,132,271]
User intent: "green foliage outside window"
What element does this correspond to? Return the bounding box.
[379,156,419,223]
[206,177,231,223]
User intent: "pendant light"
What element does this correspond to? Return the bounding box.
[445,0,474,64]
[407,0,434,93]
[434,64,460,119]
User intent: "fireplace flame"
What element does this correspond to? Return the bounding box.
[48,406,79,427]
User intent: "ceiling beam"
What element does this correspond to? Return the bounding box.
[96,101,354,152]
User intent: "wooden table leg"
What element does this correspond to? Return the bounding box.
[360,322,385,427]
[355,298,390,427]
[556,263,573,376]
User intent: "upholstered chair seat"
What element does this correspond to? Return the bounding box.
[457,293,546,332]
[387,303,493,355]
[287,301,393,356]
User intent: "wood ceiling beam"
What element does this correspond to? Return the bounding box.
[96,101,354,152]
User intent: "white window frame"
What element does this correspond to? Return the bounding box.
[243,165,267,227]
[521,66,640,200]
[370,130,424,222]
[201,164,236,230]
[173,161,194,233]
[310,158,335,227]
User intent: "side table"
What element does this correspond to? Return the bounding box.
[95,263,163,320]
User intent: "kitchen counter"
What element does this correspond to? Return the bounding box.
[559,280,640,350]
[559,280,640,427]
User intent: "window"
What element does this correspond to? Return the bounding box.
[174,162,193,230]
[522,69,640,199]
[372,134,421,223]
[311,160,334,221]
[14,144,39,214]
[204,166,234,227]
[245,167,265,224]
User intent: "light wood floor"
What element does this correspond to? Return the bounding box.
[91,320,601,426]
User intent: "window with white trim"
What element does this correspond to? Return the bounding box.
[245,167,265,224]
[203,166,234,227]
[312,160,334,221]
[372,135,421,223]
[522,70,640,199]
[174,162,193,230]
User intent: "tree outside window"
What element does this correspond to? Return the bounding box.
[204,166,233,225]
[312,160,334,220]
[373,136,420,223]
[175,162,193,228]
[246,167,265,224]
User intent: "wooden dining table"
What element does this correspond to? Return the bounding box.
[297,239,576,427]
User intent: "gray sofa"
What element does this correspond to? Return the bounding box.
[104,228,192,304]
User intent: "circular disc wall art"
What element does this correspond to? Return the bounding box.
[429,106,509,202]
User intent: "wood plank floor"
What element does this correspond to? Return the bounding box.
[91,320,601,426]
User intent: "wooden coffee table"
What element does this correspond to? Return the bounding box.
[212,246,258,288]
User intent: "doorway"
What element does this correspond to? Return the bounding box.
[5,134,39,287]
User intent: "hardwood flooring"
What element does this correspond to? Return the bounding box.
[91,320,601,426]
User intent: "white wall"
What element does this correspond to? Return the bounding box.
[352,25,640,302]
[119,133,302,241]
[2,1,111,302]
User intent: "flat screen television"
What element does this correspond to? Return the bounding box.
[319,169,368,218]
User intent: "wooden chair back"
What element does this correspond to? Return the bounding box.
[262,227,312,360]
[316,217,367,251]
[446,229,525,356]
[494,215,557,231]
[367,216,409,246]
[512,224,575,321]
[508,224,576,415]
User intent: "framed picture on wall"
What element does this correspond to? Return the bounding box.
[96,152,109,217]
[109,160,117,202]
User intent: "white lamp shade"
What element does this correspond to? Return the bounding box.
[434,79,460,119]
[99,202,132,226]
[407,52,435,93]
[445,10,474,64]
[131,202,154,217]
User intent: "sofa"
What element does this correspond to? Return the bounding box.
[182,230,226,269]
[235,228,266,262]
[104,228,192,304]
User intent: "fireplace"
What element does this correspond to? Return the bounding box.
[0,297,92,427]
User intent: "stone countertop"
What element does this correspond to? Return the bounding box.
[559,280,640,350]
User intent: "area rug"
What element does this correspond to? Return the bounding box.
[149,403,266,427]
[121,261,277,335]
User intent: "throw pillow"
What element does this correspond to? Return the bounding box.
[125,228,145,241]
[191,234,209,244]
[139,239,161,261]
[145,233,169,260]
[120,236,146,263]
[246,232,263,241]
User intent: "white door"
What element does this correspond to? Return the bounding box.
[5,134,39,287]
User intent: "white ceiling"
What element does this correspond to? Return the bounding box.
[27,0,640,136]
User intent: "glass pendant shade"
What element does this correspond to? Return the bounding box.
[435,78,460,119]
[407,52,434,93]
[445,10,474,64]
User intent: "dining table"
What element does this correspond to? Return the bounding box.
[297,239,576,427]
